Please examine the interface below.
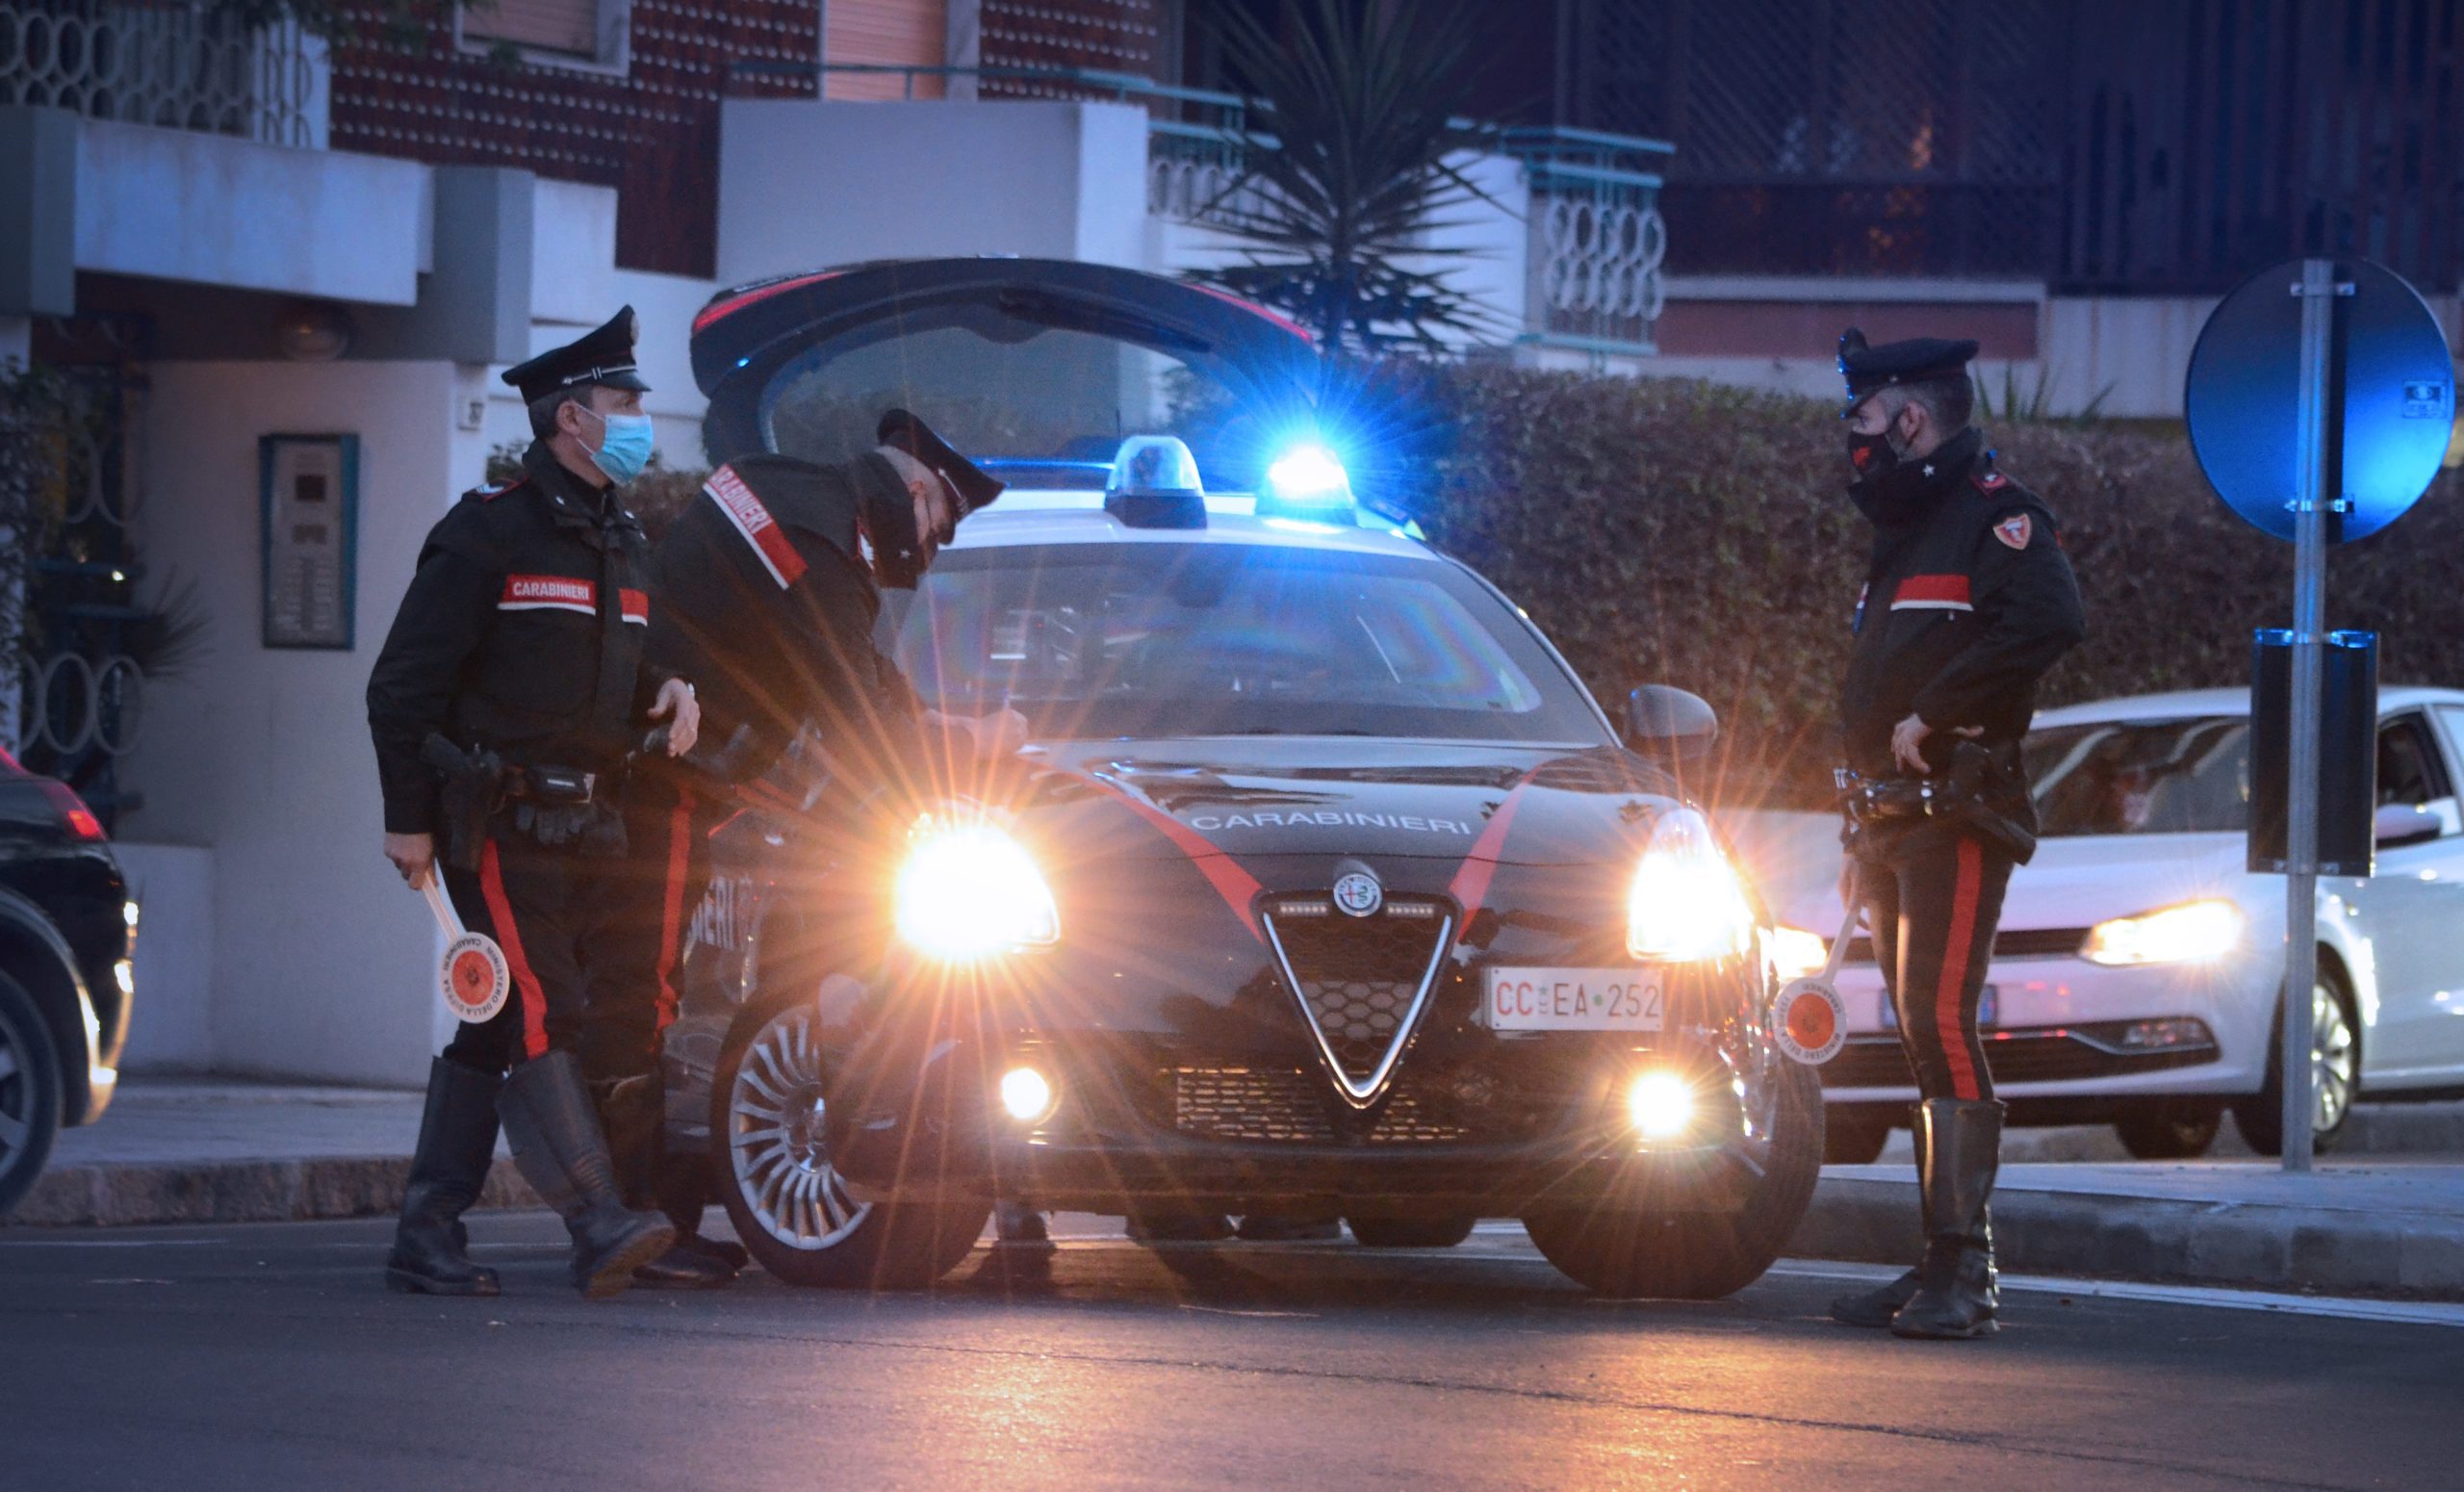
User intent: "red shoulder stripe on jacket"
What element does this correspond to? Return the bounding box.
[704,465,809,588]
[1890,574,1973,611]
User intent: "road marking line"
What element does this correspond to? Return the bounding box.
[1769,1260,2464,1328]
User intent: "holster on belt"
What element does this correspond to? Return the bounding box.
[422,733,506,873]
[1838,741,2036,863]
[424,733,629,862]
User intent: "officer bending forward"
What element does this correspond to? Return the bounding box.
[587,411,1018,1261]
[1824,330,2086,1340]
[367,308,702,1299]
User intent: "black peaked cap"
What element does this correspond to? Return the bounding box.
[1837,326,1979,411]
[877,408,1005,516]
[502,305,653,404]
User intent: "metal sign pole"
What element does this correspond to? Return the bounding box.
[2280,257,2340,1174]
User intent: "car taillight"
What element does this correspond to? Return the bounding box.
[39,781,106,841]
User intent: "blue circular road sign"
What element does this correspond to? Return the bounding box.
[2185,258,2454,543]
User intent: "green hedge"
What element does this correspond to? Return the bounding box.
[1378,364,2464,808]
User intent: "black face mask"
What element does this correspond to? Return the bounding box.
[1846,424,1906,480]
[856,456,932,589]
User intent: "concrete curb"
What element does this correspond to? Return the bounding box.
[1787,1173,2464,1299]
[10,1159,538,1229]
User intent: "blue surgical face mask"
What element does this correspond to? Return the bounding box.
[578,406,655,484]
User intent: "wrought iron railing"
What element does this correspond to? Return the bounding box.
[1498,126,1674,357]
[0,0,321,148]
[726,63,1678,356]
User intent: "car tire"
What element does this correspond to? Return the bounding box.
[0,970,64,1220]
[710,990,989,1290]
[1821,1108,1891,1166]
[1347,1214,1477,1248]
[2115,1098,2223,1160]
[1522,1056,1825,1300]
[2233,964,2360,1158]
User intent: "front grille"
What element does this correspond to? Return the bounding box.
[1844,926,2089,965]
[1263,895,1450,1094]
[1169,1066,1547,1145]
[1821,1028,2219,1088]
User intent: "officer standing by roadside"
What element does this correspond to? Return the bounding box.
[367,307,703,1300]
[1823,330,2086,1339]
[584,410,1021,1264]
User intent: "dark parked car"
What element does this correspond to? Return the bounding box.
[0,752,135,1218]
[651,260,1823,1298]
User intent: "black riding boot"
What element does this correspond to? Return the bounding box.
[1891,1098,2003,1340]
[1830,1105,1927,1326]
[386,1057,504,1297]
[498,1051,677,1299]
[592,1071,735,1289]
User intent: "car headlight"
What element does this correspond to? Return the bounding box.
[2080,899,2243,967]
[1626,808,1756,962]
[893,816,1060,960]
[1770,925,1832,981]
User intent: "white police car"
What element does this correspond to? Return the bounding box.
[663,259,1825,1297]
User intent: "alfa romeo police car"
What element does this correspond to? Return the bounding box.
[660,259,1824,1299]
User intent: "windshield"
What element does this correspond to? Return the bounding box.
[761,317,1270,490]
[2026,716,2250,836]
[890,542,1611,744]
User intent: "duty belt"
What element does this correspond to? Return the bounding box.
[1835,770,1957,826]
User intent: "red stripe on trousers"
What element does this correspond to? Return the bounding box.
[478,839,551,1061]
[654,785,696,1038]
[1937,837,1985,1100]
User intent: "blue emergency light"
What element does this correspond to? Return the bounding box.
[1103,435,1208,529]
[1253,443,1357,526]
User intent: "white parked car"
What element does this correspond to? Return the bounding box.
[1758,685,2464,1162]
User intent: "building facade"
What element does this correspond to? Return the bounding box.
[0,0,1668,1083]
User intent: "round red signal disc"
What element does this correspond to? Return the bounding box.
[1772,978,1847,1066]
[441,933,509,1023]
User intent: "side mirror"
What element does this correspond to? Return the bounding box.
[2374,802,2443,851]
[1624,685,1719,763]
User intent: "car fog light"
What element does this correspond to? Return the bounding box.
[2118,1017,2214,1049]
[1626,1069,1694,1142]
[998,1066,1057,1123]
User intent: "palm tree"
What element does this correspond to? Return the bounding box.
[1193,0,1496,357]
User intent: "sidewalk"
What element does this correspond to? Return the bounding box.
[14,1078,536,1227]
[14,1077,2464,1299]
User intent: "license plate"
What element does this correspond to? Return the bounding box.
[1485,967,1664,1031]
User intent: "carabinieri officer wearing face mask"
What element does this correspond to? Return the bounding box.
[1825,328,2085,1340]
[366,306,704,1301]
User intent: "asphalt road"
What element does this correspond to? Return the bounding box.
[4,1215,2457,1492]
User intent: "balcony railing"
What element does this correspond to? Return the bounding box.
[726,62,1676,357]
[0,1,321,148]
[1499,127,1674,357]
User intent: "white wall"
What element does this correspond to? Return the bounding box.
[111,844,214,1072]
[482,268,721,473]
[74,116,429,305]
[717,99,1151,283]
[120,361,489,1085]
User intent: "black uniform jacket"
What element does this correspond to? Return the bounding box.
[646,452,927,788]
[1838,428,2087,784]
[367,442,669,836]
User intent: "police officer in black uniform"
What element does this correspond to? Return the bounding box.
[1823,330,2086,1339]
[368,307,704,1299]
[585,411,1014,1257]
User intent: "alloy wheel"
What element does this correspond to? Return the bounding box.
[728,1004,872,1250]
[0,1005,32,1167]
[2311,980,2357,1136]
